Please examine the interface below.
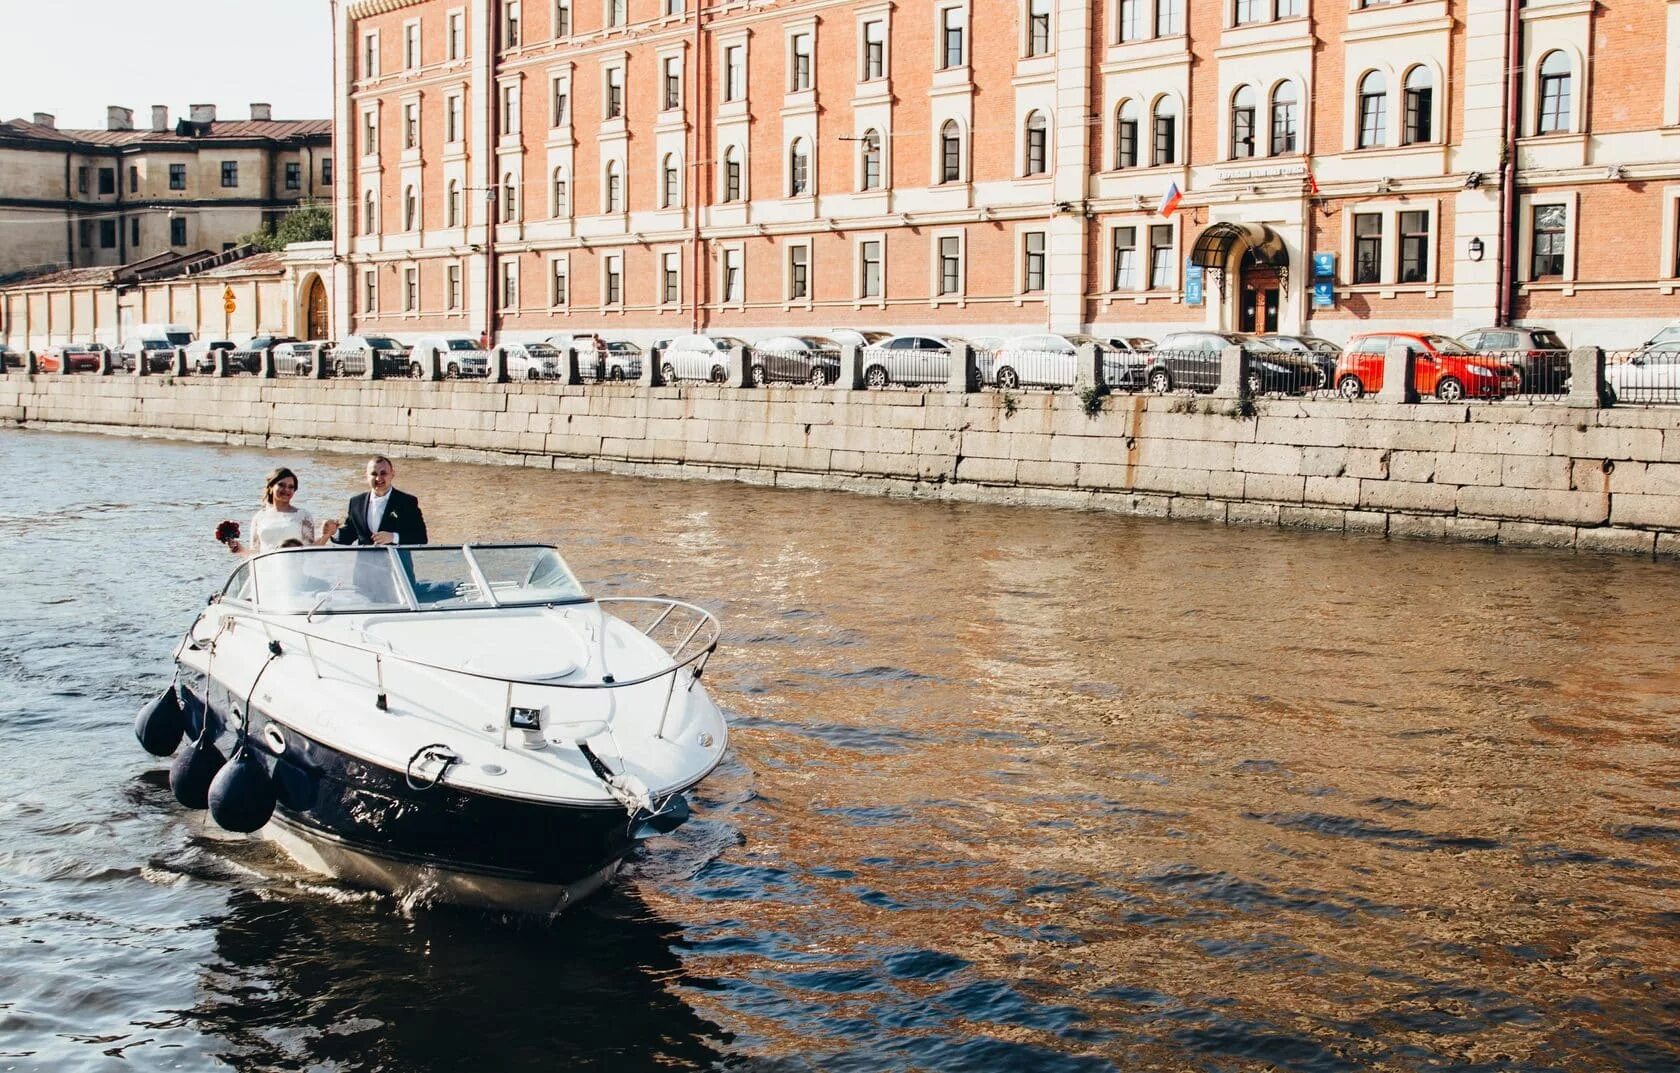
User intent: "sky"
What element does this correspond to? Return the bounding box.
[0,0,333,129]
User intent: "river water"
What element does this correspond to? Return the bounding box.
[1,428,1678,1073]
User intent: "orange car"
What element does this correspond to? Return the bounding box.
[38,344,106,373]
[1334,332,1520,401]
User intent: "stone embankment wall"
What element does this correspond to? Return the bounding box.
[2,376,1679,555]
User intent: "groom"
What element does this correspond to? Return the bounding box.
[333,455,429,546]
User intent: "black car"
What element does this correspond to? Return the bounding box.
[1257,333,1342,389]
[1457,326,1570,392]
[1146,332,1317,395]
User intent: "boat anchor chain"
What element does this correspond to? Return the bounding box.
[405,744,461,791]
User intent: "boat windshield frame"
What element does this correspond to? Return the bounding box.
[228,543,593,616]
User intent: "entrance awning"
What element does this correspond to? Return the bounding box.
[1189,222,1288,270]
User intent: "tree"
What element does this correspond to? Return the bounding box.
[235,204,333,252]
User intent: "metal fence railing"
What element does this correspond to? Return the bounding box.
[983,348,1079,390]
[322,348,368,378]
[859,346,950,389]
[1467,348,1570,398]
[1604,347,1680,405]
[224,349,263,376]
[271,348,316,377]
[750,346,842,386]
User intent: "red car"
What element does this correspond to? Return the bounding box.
[1335,332,1520,401]
[38,344,106,373]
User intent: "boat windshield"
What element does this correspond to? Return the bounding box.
[246,544,588,614]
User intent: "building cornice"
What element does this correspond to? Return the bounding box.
[346,0,429,19]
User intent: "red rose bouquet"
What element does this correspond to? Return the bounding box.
[215,520,241,545]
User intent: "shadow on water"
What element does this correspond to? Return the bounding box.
[183,886,732,1073]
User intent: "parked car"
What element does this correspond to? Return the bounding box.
[1146,332,1316,395]
[1634,322,1680,356]
[413,336,490,378]
[603,341,645,380]
[224,335,300,374]
[824,329,892,349]
[131,322,195,348]
[1334,332,1520,401]
[504,341,563,380]
[1257,333,1343,389]
[38,344,105,373]
[1457,326,1569,392]
[116,336,178,373]
[1096,337,1155,389]
[1604,342,1680,404]
[986,333,1105,390]
[661,335,747,383]
[545,332,614,379]
[184,338,236,373]
[751,336,843,386]
[0,344,20,369]
[273,341,331,376]
[861,335,971,388]
[337,335,414,377]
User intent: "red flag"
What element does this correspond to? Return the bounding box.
[1305,169,1321,197]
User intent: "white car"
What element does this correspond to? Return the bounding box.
[1605,341,1680,404]
[824,329,892,349]
[413,335,490,378]
[660,334,747,383]
[273,341,331,377]
[860,334,971,388]
[504,342,563,380]
[986,333,1104,390]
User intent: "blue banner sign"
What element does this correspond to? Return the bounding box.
[1312,280,1335,309]
[1312,252,1336,279]
[1185,262,1204,306]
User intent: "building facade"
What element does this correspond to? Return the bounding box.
[333,0,1680,349]
[0,105,332,280]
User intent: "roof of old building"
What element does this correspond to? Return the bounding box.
[0,247,288,292]
[0,117,331,148]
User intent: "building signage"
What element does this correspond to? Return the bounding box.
[1184,262,1204,306]
[1312,281,1336,309]
[1215,163,1308,183]
[1312,253,1336,278]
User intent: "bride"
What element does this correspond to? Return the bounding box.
[227,467,340,555]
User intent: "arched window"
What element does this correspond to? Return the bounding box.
[939,121,962,183]
[1357,71,1387,148]
[1023,111,1047,176]
[604,161,621,213]
[1115,100,1139,169]
[860,130,882,190]
[661,155,680,208]
[1269,83,1298,156]
[1537,51,1571,135]
[723,146,742,201]
[552,168,568,217]
[501,172,518,222]
[403,185,418,230]
[362,190,376,234]
[1151,97,1178,166]
[446,180,461,227]
[1230,86,1256,159]
[1403,67,1434,144]
[789,138,810,197]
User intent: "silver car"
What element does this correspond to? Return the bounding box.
[660,334,747,383]
[751,335,843,386]
[860,335,970,388]
[504,342,563,380]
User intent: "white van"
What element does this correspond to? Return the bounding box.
[133,323,196,347]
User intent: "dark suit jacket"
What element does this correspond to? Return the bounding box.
[333,488,429,546]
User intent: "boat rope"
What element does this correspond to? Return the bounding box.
[405,744,461,791]
[236,641,285,743]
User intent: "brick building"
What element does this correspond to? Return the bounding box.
[332,0,1680,349]
[0,105,333,280]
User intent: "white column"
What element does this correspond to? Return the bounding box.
[1451,0,1511,329]
[1048,0,1094,333]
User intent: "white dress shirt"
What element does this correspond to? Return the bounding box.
[366,490,392,538]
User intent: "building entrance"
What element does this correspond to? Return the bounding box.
[1239,270,1282,333]
[1189,222,1291,334]
[304,276,328,340]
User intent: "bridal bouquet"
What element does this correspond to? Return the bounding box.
[215,520,241,545]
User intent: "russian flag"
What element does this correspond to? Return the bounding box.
[1157,181,1183,218]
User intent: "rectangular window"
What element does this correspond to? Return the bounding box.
[169,164,186,190]
[170,217,186,246]
[77,166,88,194]
[605,67,624,119]
[129,217,139,246]
[863,21,885,80]
[860,240,882,298]
[1398,210,1429,283]
[128,166,138,194]
[940,8,965,69]
[448,11,464,58]
[98,168,115,195]
[1404,81,1433,144]
[607,0,626,27]
[363,111,378,156]
[664,0,682,14]
[1358,86,1386,148]
[405,22,420,69]
[1026,0,1051,56]
[662,252,681,304]
[1155,0,1183,35]
[1276,0,1301,16]
[1531,203,1566,278]
[1111,226,1137,290]
[79,219,93,247]
[605,255,622,306]
[1538,68,1570,135]
[662,58,681,110]
[722,248,742,302]
[403,102,419,149]
[285,162,301,190]
[554,1,570,36]
[791,33,812,90]
[1232,99,1256,158]
[221,161,238,188]
[323,157,333,185]
[501,260,518,308]
[789,245,810,299]
[1118,0,1142,41]
[1153,111,1177,165]
[363,268,378,313]
[1354,212,1383,283]
[447,263,463,310]
[1271,96,1297,155]
[403,266,418,312]
[552,78,569,125]
[448,94,464,142]
[502,84,520,132]
[1234,0,1263,25]
[1117,112,1138,168]
[1022,231,1046,292]
[939,236,961,294]
[504,1,520,46]
[724,46,744,102]
[1148,225,1173,289]
[363,31,379,78]
[550,259,568,305]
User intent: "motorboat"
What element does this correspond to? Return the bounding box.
[134,543,727,918]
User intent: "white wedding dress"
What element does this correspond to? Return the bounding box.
[249,506,317,553]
